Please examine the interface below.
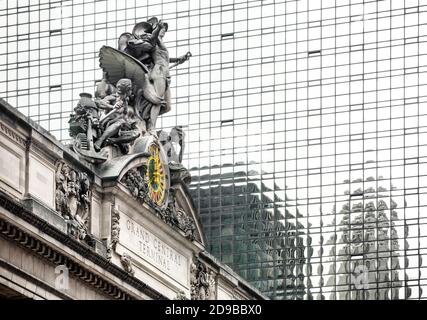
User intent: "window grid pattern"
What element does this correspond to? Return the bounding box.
[1,0,427,300]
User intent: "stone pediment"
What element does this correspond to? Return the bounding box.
[172,182,206,246]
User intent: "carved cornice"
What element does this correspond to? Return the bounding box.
[0,190,167,300]
[0,217,133,299]
[0,120,27,147]
[26,138,60,165]
[0,258,73,300]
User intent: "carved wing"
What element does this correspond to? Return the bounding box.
[99,45,148,93]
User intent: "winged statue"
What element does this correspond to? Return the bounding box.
[99,17,191,135]
[69,17,191,164]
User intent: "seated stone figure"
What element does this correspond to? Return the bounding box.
[70,79,140,162]
[69,92,103,157]
[94,78,140,154]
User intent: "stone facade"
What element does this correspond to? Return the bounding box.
[0,99,266,300]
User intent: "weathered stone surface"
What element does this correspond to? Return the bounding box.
[22,198,67,234]
[28,154,55,208]
[118,211,189,286]
[93,239,108,258]
[0,144,21,190]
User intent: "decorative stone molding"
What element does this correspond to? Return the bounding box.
[0,121,27,147]
[190,255,216,300]
[121,168,196,241]
[106,198,120,261]
[174,290,188,300]
[121,167,148,201]
[120,252,134,276]
[55,160,92,243]
[55,161,91,221]
[111,206,120,251]
[0,190,167,300]
[175,207,196,241]
[162,187,196,241]
[0,214,131,299]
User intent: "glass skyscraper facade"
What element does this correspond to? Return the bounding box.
[191,167,308,299]
[1,0,427,299]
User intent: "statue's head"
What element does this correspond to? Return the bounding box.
[159,21,168,38]
[62,163,70,174]
[132,17,163,38]
[132,21,153,38]
[116,78,132,96]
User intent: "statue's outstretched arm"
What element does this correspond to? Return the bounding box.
[169,52,192,68]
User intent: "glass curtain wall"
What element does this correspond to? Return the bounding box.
[1,0,426,299]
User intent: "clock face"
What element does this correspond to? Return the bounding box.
[146,143,168,206]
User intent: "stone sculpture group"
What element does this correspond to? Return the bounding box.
[69,17,191,163]
[59,17,216,300]
[62,17,196,243]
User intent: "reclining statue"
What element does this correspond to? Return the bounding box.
[69,79,140,162]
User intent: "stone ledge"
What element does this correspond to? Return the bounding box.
[0,189,168,300]
[0,257,72,300]
[200,251,268,300]
[22,198,67,234]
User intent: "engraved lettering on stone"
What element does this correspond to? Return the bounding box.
[125,218,182,271]
[118,213,188,285]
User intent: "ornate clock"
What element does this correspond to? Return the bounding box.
[145,142,169,207]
